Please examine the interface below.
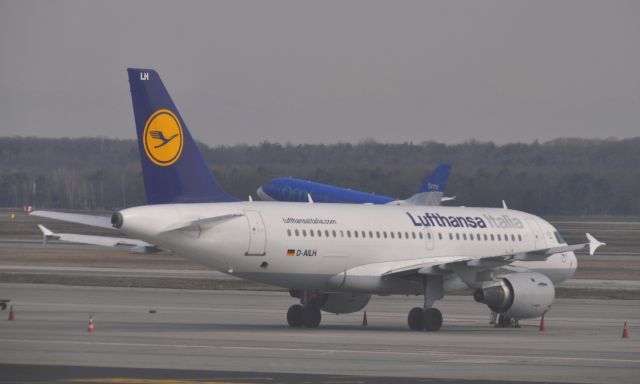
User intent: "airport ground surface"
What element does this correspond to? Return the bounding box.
[0,210,639,382]
[1,284,639,384]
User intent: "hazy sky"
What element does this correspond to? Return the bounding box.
[1,0,638,146]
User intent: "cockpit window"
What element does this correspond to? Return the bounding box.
[554,231,566,244]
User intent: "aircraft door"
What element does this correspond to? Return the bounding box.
[244,210,266,256]
[526,218,544,250]
[424,227,434,250]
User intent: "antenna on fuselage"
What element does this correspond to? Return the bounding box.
[307,193,314,203]
[502,200,508,209]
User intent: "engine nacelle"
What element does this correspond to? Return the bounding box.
[321,293,371,314]
[473,272,554,319]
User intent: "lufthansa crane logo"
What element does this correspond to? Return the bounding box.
[143,109,184,166]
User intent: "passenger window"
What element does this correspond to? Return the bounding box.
[419,232,424,239]
[438,233,443,240]
[427,233,432,240]
[518,234,522,241]
[411,232,416,239]
[511,234,515,241]
[310,229,314,237]
[317,230,321,238]
[383,231,388,239]
[287,229,291,237]
[376,231,380,238]
[490,234,494,241]
[449,233,453,240]
[497,234,501,241]
[302,229,307,237]
[456,233,460,240]
[369,231,373,238]
[354,231,358,238]
[340,230,344,238]
[390,232,395,239]
[347,230,351,238]
[477,234,481,241]
[332,230,336,237]
[325,230,329,237]
[295,229,299,237]
[463,233,467,240]
[397,231,402,239]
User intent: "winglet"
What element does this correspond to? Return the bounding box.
[37,224,58,244]
[586,233,605,256]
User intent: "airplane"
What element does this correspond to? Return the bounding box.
[256,163,454,206]
[32,68,605,331]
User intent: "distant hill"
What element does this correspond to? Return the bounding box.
[1,136,639,215]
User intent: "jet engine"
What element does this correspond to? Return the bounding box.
[320,293,371,314]
[473,272,554,319]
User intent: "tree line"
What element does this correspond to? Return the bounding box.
[1,136,639,215]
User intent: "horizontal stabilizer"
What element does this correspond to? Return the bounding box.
[37,224,157,252]
[31,211,113,229]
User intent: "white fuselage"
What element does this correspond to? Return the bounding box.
[118,202,577,295]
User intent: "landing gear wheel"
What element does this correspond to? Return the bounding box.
[302,306,321,328]
[496,315,519,328]
[423,308,443,332]
[287,304,303,327]
[408,307,425,331]
[497,315,511,328]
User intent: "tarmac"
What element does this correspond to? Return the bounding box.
[1,283,638,383]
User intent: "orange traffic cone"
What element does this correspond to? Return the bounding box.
[362,311,368,327]
[87,316,95,332]
[622,322,630,339]
[8,306,15,321]
[539,315,545,331]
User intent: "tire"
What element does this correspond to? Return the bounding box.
[408,307,425,331]
[287,304,304,327]
[497,315,511,328]
[423,308,443,331]
[302,306,321,328]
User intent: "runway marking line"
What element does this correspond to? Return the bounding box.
[70,379,239,384]
[2,338,638,365]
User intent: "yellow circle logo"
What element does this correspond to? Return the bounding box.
[143,109,184,167]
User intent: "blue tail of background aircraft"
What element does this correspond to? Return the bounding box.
[127,68,236,204]
[416,163,451,194]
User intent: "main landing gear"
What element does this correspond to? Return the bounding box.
[287,290,323,328]
[408,275,444,332]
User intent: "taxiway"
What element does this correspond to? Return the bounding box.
[0,283,638,383]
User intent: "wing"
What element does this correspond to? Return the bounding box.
[30,210,114,229]
[343,233,605,282]
[38,225,160,254]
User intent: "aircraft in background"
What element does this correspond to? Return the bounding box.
[32,69,605,331]
[257,163,454,206]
